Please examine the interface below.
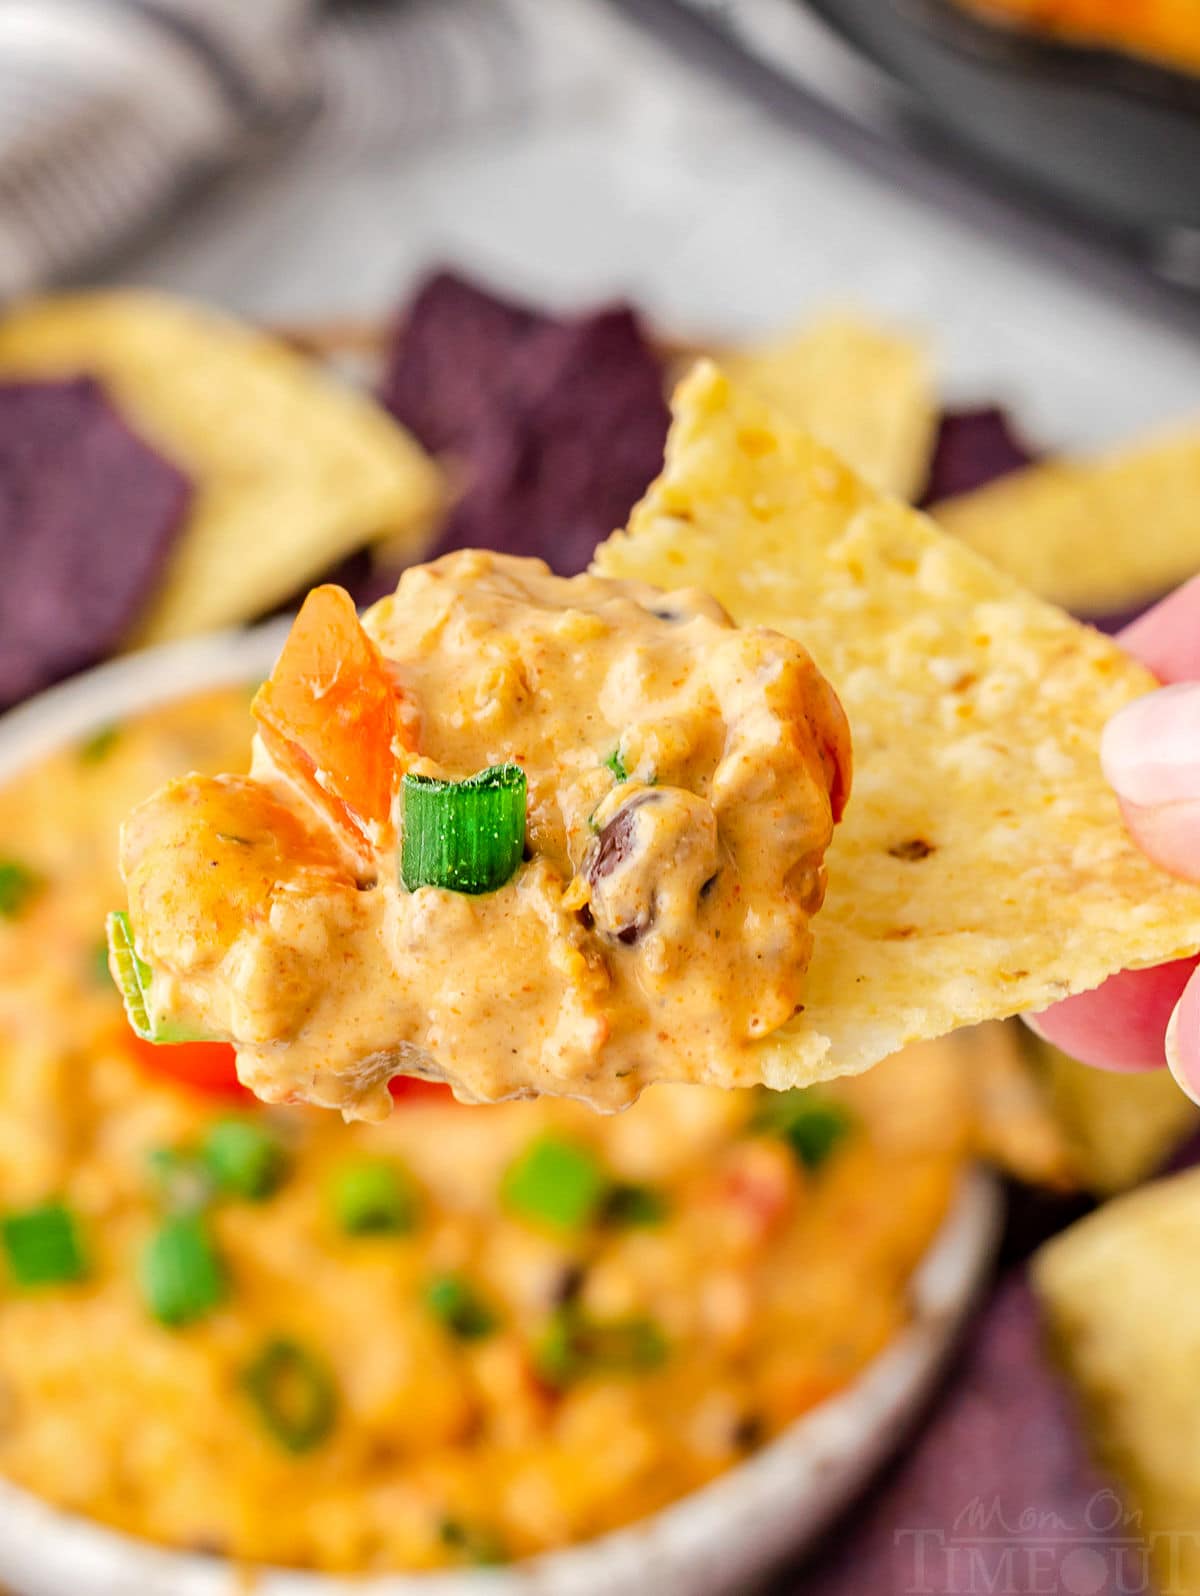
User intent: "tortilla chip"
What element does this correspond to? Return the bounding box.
[1022,1030,1199,1195]
[0,292,442,644]
[377,271,668,576]
[933,425,1200,616]
[919,405,1038,504]
[725,313,936,501]
[1034,1172,1200,1596]
[596,363,1200,1091]
[0,377,191,708]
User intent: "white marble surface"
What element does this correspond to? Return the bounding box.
[111,0,1200,452]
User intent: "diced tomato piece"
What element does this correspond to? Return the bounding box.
[126,1035,250,1100]
[253,586,410,847]
[388,1075,453,1103]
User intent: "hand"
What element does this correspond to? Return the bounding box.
[1030,575,1200,1102]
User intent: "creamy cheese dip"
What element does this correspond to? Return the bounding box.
[0,688,959,1575]
[120,552,850,1117]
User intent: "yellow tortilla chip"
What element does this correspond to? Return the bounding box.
[0,291,443,644]
[1034,1172,1200,1596]
[726,313,936,501]
[933,426,1200,615]
[596,363,1200,1091]
[1023,1031,1199,1194]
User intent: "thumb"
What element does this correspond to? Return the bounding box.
[1101,681,1200,881]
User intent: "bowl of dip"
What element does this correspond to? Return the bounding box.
[0,627,1001,1596]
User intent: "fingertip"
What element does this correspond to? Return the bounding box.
[1118,574,1200,683]
[1166,972,1200,1107]
[1028,958,1199,1072]
[1115,795,1200,883]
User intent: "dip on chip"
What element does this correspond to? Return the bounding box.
[113,554,850,1117]
[111,364,1200,1117]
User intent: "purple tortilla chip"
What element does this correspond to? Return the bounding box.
[0,377,191,709]
[920,407,1039,506]
[783,1273,1142,1596]
[378,271,669,576]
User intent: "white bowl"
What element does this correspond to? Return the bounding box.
[0,629,1003,1596]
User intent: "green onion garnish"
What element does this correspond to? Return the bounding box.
[534,1306,667,1388]
[0,860,41,920]
[1,1202,87,1288]
[146,1146,215,1216]
[604,748,628,783]
[439,1516,507,1567]
[241,1338,337,1454]
[400,764,526,895]
[502,1136,607,1231]
[78,723,120,763]
[425,1273,498,1341]
[202,1119,288,1203]
[107,910,153,1038]
[140,1214,225,1327]
[601,1182,669,1228]
[329,1160,417,1236]
[105,911,212,1044]
[751,1091,854,1171]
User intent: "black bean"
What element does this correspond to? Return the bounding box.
[584,791,658,886]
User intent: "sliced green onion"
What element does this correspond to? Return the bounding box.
[751,1091,854,1171]
[0,860,41,920]
[601,1182,669,1228]
[145,1146,215,1217]
[241,1338,337,1454]
[425,1273,498,1341]
[604,747,628,783]
[439,1516,507,1567]
[78,723,120,763]
[534,1306,667,1388]
[329,1160,417,1236]
[105,911,213,1044]
[140,1214,225,1327]
[202,1119,288,1203]
[1,1202,87,1288]
[501,1136,607,1231]
[400,765,526,895]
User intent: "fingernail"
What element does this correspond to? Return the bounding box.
[1166,978,1200,1108]
[1101,682,1200,807]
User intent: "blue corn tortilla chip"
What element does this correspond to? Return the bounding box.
[378,270,669,577]
[0,377,191,708]
[920,406,1038,505]
[788,1274,1139,1596]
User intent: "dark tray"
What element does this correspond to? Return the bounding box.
[803,0,1200,237]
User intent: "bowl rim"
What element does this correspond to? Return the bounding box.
[0,626,1004,1594]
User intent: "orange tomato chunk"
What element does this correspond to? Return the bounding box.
[253,586,405,845]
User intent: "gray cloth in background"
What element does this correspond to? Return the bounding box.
[0,0,537,297]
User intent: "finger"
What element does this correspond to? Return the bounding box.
[1117,573,1200,683]
[1028,956,1200,1072]
[1166,966,1200,1106]
[1030,581,1200,1071]
[1101,682,1200,881]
